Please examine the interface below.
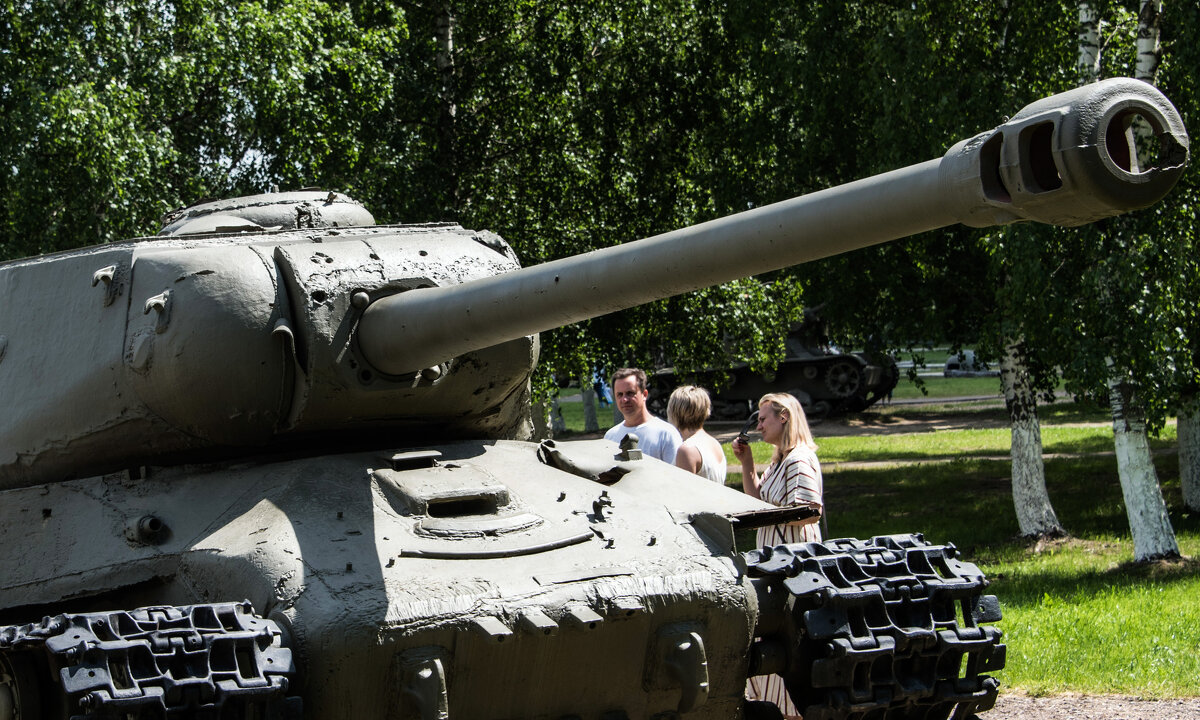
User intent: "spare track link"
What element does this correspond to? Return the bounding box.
[746,533,1006,720]
[0,601,298,719]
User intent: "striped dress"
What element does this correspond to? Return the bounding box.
[747,443,824,718]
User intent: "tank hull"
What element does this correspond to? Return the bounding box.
[0,440,1003,719]
[0,440,767,718]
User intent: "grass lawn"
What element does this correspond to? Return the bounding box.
[890,374,1003,400]
[756,418,1199,697]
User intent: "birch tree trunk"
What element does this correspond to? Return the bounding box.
[1180,393,1200,511]
[581,385,600,433]
[1137,2,1163,83]
[434,2,460,210]
[1107,362,1179,560]
[1077,2,1102,79]
[1133,1,1164,167]
[1133,2,1196,517]
[1001,339,1064,537]
[1075,1,1177,561]
[550,398,566,434]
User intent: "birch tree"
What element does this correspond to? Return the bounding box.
[1002,338,1064,537]
[995,3,1066,539]
[1181,397,1200,511]
[1113,0,1177,560]
[1152,0,1200,512]
[1076,0,1178,560]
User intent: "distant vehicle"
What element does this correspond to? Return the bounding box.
[944,350,1000,378]
[650,314,900,420]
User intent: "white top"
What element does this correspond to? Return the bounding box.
[681,435,727,484]
[604,416,682,463]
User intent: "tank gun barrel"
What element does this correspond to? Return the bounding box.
[360,78,1186,376]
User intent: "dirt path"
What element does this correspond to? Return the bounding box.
[982,690,1200,720]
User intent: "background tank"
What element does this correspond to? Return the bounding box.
[650,309,900,421]
[0,79,1188,720]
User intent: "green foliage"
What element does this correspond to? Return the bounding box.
[762,1,1078,359]
[2,0,1198,417]
[0,0,404,257]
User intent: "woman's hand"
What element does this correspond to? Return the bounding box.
[732,437,761,500]
[731,437,751,463]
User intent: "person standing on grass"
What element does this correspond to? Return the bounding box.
[604,367,681,463]
[667,385,727,484]
[731,391,823,545]
[731,391,823,718]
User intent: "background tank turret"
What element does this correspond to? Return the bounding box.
[649,309,901,421]
[0,79,1187,720]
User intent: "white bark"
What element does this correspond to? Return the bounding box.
[1179,394,1200,511]
[1001,339,1064,537]
[1136,1,1162,83]
[1107,361,1179,561]
[1077,2,1102,80]
[531,402,550,439]
[581,386,600,433]
[550,398,566,434]
[1130,1,1163,171]
[435,4,457,120]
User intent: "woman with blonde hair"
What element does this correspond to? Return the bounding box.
[731,392,823,717]
[666,385,727,484]
[731,392,823,545]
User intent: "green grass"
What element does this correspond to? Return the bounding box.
[813,423,1178,464]
[991,540,1200,697]
[891,374,1003,400]
[813,442,1200,697]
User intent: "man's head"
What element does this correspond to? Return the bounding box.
[611,367,649,425]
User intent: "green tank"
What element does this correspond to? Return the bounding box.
[649,310,901,421]
[0,78,1187,720]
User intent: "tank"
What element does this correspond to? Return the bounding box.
[0,78,1187,720]
[650,310,901,421]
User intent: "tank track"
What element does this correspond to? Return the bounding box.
[0,601,298,719]
[746,533,1006,720]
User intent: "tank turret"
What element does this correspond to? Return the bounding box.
[0,78,1187,720]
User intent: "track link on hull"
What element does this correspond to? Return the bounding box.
[746,534,1006,720]
[0,601,297,720]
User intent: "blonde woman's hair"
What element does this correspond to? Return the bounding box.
[667,385,711,432]
[759,392,816,464]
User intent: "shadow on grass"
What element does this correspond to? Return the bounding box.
[989,544,1200,609]
[812,450,1195,580]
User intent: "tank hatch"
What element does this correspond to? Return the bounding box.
[159,190,374,236]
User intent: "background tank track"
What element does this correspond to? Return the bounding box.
[0,602,297,720]
[746,534,1005,720]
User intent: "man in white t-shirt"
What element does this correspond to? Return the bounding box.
[603,368,681,464]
